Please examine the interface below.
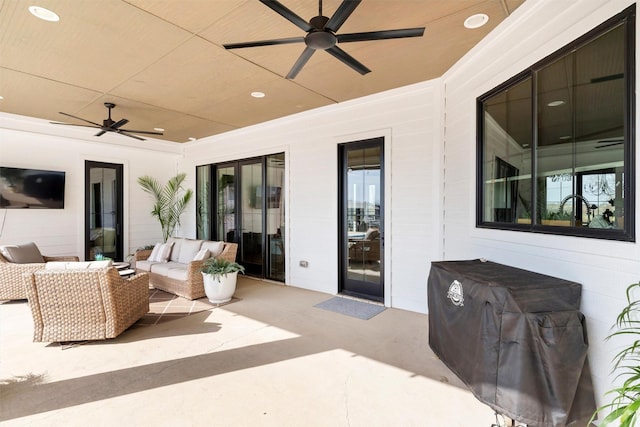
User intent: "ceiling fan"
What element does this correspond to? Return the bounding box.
[51,102,163,141]
[223,0,425,79]
[595,138,624,149]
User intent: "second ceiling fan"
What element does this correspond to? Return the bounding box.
[223,0,425,79]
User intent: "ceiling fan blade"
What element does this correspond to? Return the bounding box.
[326,45,370,75]
[50,121,100,128]
[259,0,312,32]
[286,47,316,79]
[58,111,103,127]
[595,142,624,148]
[224,36,304,50]
[337,27,425,43]
[95,130,107,137]
[117,131,146,141]
[325,0,361,33]
[110,118,129,130]
[597,138,624,143]
[118,128,164,135]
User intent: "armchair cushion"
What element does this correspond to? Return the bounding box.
[0,242,44,263]
[0,243,80,301]
[45,260,112,270]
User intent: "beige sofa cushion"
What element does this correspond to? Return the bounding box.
[167,266,189,281]
[0,242,44,263]
[150,261,184,276]
[167,237,182,262]
[134,260,159,272]
[177,239,203,264]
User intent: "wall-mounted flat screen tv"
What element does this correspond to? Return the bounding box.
[0,167,66,209]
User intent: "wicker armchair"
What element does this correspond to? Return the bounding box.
[23,266,149,342]
[0,252,79,300]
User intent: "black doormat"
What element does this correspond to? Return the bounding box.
[314,296,386,320]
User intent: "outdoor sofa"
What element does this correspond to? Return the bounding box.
[135,237,238,300]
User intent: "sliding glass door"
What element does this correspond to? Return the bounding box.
[197,153,285,281]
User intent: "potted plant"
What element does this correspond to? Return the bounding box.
[137,173,193,242]
[591,280,640,425]
[200,258,245,303]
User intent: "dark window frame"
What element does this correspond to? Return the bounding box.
[476,5,635,241]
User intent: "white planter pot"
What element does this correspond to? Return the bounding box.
[202,271,238,303]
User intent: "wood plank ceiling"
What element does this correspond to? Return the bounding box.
[0,0,524,143]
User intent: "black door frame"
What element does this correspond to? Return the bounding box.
[84,161,123,261]
[338,137,385,302]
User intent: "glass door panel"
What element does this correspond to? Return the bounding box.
[240,161,263,276]
[217,166,236,243]
[266,153,285,281]
[196,165,212,240]
[340,139,384,301]
[85,161,123,261]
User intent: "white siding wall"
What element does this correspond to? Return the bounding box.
[182,82,443,312]
[0,0,636,412]
[0,113,182,257]
[442,0,640,413]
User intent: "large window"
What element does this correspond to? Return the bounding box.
[477,5,635,241]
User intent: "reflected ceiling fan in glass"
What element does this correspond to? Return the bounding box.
[223,0,425,79]
[595,138,624,149]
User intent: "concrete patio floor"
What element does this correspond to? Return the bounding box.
[0,277,498,426]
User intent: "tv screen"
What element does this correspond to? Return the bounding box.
[0,167,66,209]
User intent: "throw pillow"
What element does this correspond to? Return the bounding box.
[0,242,45,263]
[201,241,224,258]
[167,237,182,262]
[157,242,174,263]
[192,248,210,261]
[146,243,162,262]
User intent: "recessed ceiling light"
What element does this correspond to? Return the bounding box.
[0,96,4,100]
[251,91,265,98]
[28,6,60,22]
[188,137,197,141]
[154,127,164,132]
[547,100,565,107]
[464,13,488,29]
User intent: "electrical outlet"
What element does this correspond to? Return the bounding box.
[299,260,309,268]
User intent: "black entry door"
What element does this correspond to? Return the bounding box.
[339,138,384,302]
[85,161,123,261]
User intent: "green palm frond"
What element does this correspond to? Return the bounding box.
[138,173,194,242]
[593,281,640,425]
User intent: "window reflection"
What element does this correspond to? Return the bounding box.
[478,8,633,240]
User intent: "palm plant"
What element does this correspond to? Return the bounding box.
[592,281,640,426]
[138,173,193,242]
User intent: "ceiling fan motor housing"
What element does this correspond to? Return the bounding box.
[306,15,336,50]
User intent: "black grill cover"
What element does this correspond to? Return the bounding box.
[427,260,596,427]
